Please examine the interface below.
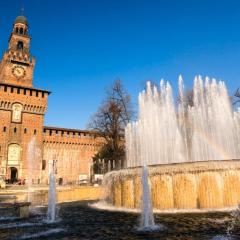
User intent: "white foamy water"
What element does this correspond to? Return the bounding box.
[90,201,236,214]
[126,76,240,167]
[18,228,65,240]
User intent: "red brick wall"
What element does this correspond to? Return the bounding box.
[0,84,48,183]
[42,128,104,184]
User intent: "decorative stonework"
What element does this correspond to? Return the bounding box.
[7,144,21,166]
[12,103,23,123]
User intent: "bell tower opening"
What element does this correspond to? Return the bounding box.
[17,41,24,50]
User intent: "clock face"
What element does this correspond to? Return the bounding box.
[12,66,26,78]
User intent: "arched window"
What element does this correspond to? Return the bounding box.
[14,127,17,133]
[15,27,19,34]
[19,28,23,34]
[24,128,27,134]
[8,144,21,166]
[12,103,23,123]
[17,41,23,50]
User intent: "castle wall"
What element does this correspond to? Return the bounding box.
[42,127,104,184]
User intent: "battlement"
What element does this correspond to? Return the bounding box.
[43,126,103,146]
[0,83,50,114]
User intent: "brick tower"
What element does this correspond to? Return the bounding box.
[0,15,50,183]
[0,15,35,87]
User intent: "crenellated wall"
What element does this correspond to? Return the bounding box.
[105,160,240,210]
[42,126,104,184]
[0,83,105,184]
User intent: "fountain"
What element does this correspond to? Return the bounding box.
[105,76,240,211]
[135,165,164,232]
[140,166,154,228]
[126,76,240,167]
[47,171,57,223]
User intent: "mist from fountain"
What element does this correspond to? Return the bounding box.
[125,76,240,168]
[47,171,57,223]
[27,136,39,202]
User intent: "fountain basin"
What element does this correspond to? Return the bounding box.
[0,202,31,218]
[0,186,103,206]
[105,160,240,210]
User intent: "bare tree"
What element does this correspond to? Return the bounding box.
[88,80,134,173]
[177,89,194,107]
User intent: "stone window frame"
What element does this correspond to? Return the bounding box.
[7,143,21,166]
[11,103,23,123]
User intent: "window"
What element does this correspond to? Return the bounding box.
[24,128,27,134]
[14,127,17,133]
[42,160,46,170]
[34,129,37,135]
[19,28,23,34]
[17,41,23,50]
[12,103,23,123]
[8,144,21,166]
[3,127,6,132]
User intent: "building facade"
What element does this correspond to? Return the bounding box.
[0,15,103,185]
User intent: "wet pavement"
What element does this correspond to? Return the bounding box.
[0,201,239,240]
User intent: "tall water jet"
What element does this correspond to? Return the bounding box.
[140,165,155,229]
[131,82,165,231]
[47,171,57,223]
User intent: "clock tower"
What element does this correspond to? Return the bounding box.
[0,15,35,87]
[0,15,50,183]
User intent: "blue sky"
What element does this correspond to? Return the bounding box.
[0,0,239,129]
